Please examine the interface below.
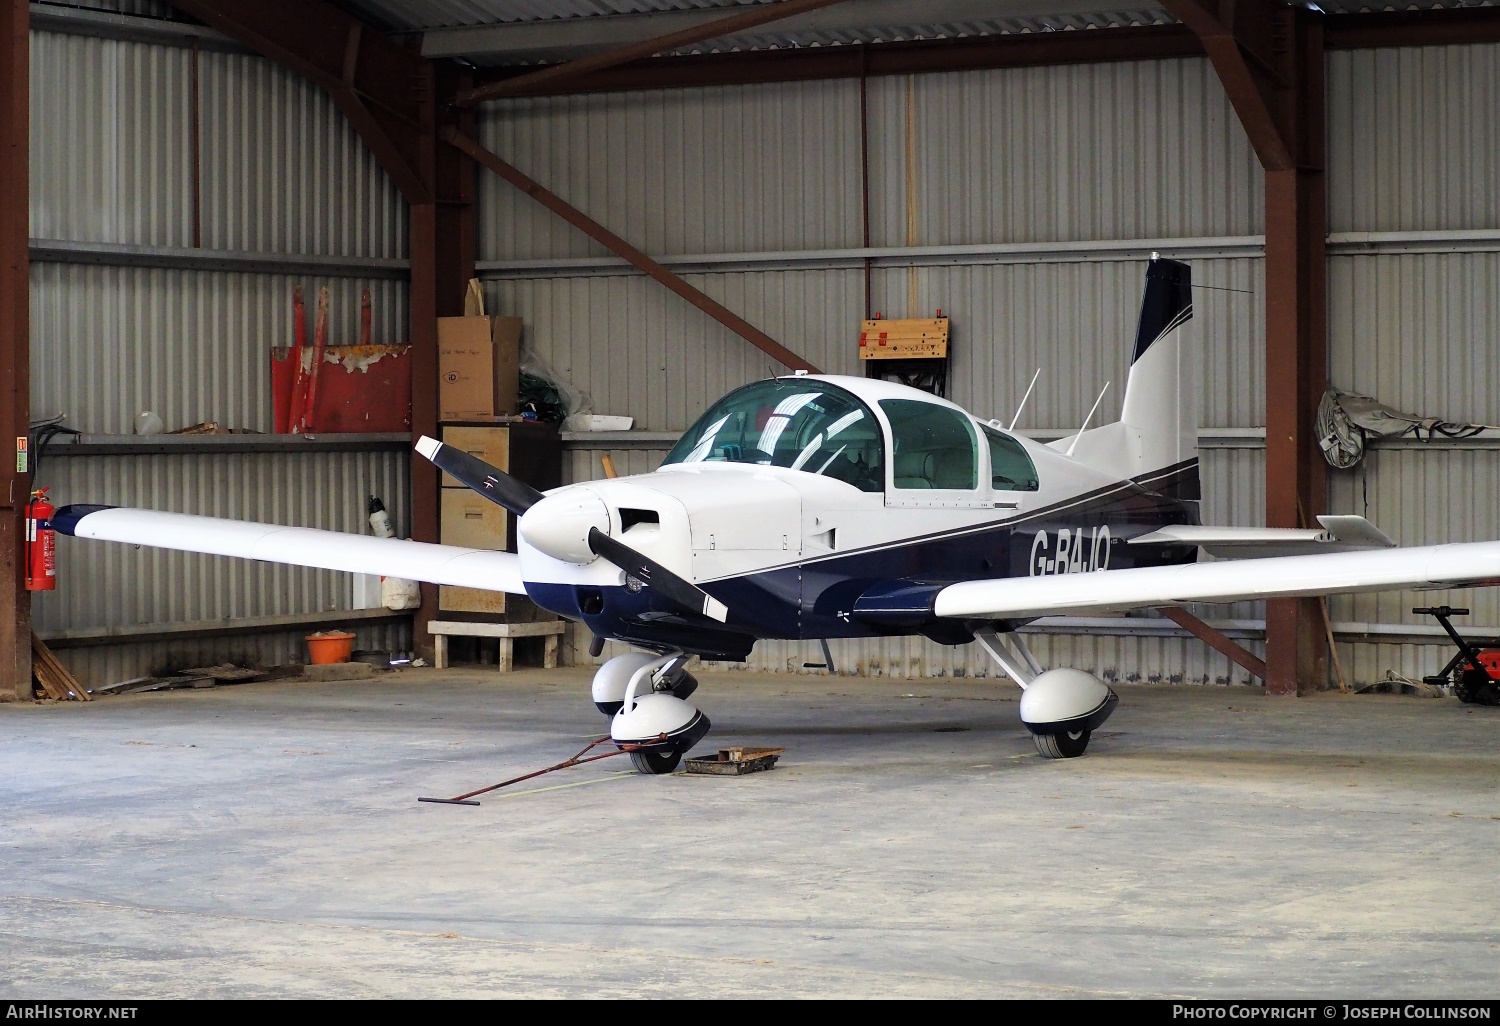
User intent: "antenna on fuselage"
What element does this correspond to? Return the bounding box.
[1007,368,1040,432]
[1064,382,1111,458]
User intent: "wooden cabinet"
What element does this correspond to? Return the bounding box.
[437,422,561,616]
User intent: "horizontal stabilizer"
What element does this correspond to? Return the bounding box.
[54,505,528,595]
[1130,515,1396,559]
[933,538,1499,621]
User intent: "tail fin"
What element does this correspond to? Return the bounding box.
[1054,255,1199,500]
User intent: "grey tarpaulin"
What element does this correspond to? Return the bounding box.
[1315,389,1498,469]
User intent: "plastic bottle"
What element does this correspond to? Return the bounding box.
[368,495,395,539]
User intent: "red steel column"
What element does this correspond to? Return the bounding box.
[0,0,29,701]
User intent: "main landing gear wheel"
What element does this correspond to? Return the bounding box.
[1034,729,1090,759]
[630,749,682,775]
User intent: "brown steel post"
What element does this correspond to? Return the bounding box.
[0,0,28,700]
[435,65,476,315]
[1263,11,1328,696]
[409,63,440,664]
[1164,1,1329,697]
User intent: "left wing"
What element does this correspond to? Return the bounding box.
[54,505,527,594]
[933,540,1500,621]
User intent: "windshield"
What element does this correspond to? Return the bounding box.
[663,379,885,492]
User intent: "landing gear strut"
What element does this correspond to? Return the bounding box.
[974,631,1118,760]
[593,651,711,773]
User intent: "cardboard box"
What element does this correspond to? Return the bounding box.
[439,316,522,420]
[439,489,509,614]
[439,426,510,489]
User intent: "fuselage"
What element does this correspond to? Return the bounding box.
[517,375,1199,660]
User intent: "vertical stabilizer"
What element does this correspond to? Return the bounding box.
[1052,255,1199,501]
[1119,256,1198,498]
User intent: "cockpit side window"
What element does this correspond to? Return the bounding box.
[982,425,1040,492]
[879,399,978,491]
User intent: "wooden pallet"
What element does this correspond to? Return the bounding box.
[685,747,784,775]
[31,632,89,701]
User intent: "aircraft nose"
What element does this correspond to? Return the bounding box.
[518,490,610,565]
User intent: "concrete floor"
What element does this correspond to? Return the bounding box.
[2,666,1499,998]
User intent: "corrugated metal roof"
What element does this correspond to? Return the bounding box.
[342,0,1498,66]
[344,0,1496,32]
[352,0,1177,64]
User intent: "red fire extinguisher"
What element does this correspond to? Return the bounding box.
[26,488,56,592]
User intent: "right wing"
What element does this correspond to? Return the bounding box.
[54,505,527,595]
[933,540,1500,621]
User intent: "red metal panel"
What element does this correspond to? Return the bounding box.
[272,346,413,434]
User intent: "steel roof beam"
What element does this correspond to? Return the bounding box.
[450,0,850,107]
[1157,0,1292,171]
[167,0,432,203]
[427,0,1139,65]
[470,23,1201,97]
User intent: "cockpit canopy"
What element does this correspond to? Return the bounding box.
[663,379,885,492]
[662,378,1040,495]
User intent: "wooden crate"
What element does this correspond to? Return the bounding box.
[859,317,948,360]
[438,425,510,489]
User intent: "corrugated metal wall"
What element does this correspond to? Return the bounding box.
[484,44,1500,686]
[478,80,863,260]
[31,265,407,433]
[866,60,1263,247]
[30,25,413,685]
[1321,44,1500,683]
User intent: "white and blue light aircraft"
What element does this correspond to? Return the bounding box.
[55,258,1495,772]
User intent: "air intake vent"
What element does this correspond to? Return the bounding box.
[619,508,660,532]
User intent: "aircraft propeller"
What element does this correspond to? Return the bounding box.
[415,436,729,623]
[587,527,728,622]
[415,436,544,516]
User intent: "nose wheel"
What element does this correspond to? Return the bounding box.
[629,749,683,774]
[1034,729,1091,759]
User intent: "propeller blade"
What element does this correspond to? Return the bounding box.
[588,527,729,623]
[415,435,545,516]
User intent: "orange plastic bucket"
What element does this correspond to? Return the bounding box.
[306,630,355,665]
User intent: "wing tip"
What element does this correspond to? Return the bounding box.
[51,504,117,536]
